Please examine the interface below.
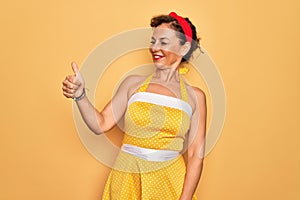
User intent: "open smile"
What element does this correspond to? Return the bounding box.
[152,54,165,61]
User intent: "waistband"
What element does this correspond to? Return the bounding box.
[121,144,180,162]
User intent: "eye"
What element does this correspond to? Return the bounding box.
[161,42,168,45]
[150,39,156,44]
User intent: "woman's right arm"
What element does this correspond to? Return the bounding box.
[62,62,132,135]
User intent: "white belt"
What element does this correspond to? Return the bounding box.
[121,144,179,162]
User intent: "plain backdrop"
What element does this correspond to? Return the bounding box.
[0,0,299,199]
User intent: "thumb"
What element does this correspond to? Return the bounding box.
[71,61,79,76]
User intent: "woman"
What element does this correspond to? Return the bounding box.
[62,12,206,200]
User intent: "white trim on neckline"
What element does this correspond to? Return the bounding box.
[128,92,192,117]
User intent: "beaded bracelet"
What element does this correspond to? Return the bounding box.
[72,88,85,101]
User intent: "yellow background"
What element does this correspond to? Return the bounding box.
[1,0,299,199]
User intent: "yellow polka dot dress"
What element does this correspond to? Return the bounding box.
[102,74,197,200]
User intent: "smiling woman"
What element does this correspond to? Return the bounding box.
[62,12,206,200]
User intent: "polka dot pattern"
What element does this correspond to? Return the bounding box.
[102,74,197,199]
[123,103,190,151]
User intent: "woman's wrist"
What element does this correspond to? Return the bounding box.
[72,88,85,101]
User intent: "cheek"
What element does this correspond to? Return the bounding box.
[162,42,181,52]
[163,45,180,55]
[161,50,182,65]
[166,44,184,58]
[162,49,181,60]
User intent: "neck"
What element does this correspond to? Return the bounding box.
[154,68,180,83]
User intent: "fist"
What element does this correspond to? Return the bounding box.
[62,61,85,99]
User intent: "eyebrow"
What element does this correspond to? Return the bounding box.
[160,37,170,41]
[151,37,170,41]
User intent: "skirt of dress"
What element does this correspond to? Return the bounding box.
[102,151,197,200]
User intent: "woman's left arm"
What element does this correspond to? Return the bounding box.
[180,87,207,200]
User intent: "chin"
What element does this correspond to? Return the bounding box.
[153,62,166,69]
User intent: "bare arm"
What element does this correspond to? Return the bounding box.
[62,62,132,135]
[180,87,207,200]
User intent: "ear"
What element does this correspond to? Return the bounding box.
[180,42,192,57]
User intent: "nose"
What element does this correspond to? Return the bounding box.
[150,41,160,52]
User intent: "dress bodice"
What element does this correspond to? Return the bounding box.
[122,74,192,151]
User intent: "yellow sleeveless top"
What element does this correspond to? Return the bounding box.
[122,74,192,151]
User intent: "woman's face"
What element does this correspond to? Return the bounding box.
[149,23,185,70]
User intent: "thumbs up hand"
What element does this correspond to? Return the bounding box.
[62,61,85,99]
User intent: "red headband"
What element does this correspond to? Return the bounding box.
[169,12,193,42]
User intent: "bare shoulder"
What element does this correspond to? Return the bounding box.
[185,84,206,111]
[191,86,206,101]
[118,74,149,96]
